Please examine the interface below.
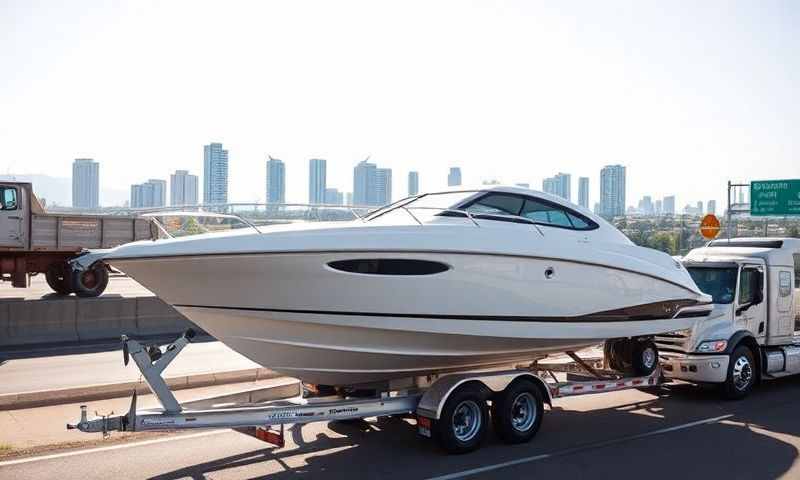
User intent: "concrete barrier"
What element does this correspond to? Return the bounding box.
[135,296,196,336]
[0,299,79,347]
[0,295,200,348]
[76,297,138,342]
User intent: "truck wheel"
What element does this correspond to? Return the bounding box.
[45,263,73,295]
[434,384,488,454]
[631,340,659,376]
[71,263,109,298]
[492,379,544,444]
[721,345,756,400]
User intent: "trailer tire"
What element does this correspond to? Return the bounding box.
[45,262,73,295]
[631,339,659,377]
[71,263,109,298]
[721,345,756,400]
[435,384,489,454]
[604,339,627,372]
[492,380,544,444]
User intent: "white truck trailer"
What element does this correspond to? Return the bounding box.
[0,181,155,296]
[657,238,800,399]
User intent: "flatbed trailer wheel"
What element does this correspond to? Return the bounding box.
[492,379,544,444]
[631,339,659,376]
[45,262,73,295]
[434,384,488,454]
[71,262,110,298]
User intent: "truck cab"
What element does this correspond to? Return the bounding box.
[657,238,800,398]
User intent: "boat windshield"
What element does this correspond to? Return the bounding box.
[366,191,479,222]
[687,267,738,304]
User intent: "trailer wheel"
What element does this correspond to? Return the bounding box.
[603,339,627,372]
[45,263,73,295]
[71,263,109,298]
[631,339,659,376]
[721,345,756,400]
[492,380,544,444]
[435,384,488,454]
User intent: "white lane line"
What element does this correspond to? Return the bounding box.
[0,430,229,467]
[426,413,734,480]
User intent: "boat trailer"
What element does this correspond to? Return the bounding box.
[68,330,663,453]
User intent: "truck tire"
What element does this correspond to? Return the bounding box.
[631,339,659,377]
[492,379,544,444]
[434,384,489,454]
[45,263,73,295]
[71,263,109,298]
[721,345,756,400]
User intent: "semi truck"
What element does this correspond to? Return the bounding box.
[657,237,800,399]
[0,181,155,297]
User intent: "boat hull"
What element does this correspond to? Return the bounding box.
[110,250,707,385]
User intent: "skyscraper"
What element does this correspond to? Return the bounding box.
[599,165,626,219]
[696,201,704,215]
[447,167,462,187]
[408,171,419,196]
[655,199,663,216]
[543,173,571,201]
[308,159,327,204]
[353,159,377,206]
[324,188,344,205]
[130,179,166,208]
[638,196,654,216]
[203,143,228,204]
[72,158,99,209]
[266,156,286,203]
[578,177,589,208]
[708,200,716,215]
[170,170,198,206]
[376,168,392,205]
[663,195,676,216]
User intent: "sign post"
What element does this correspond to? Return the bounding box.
[750,179,800,216]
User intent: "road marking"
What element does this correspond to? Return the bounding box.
[426,413,734,480]
[0,430,229,467]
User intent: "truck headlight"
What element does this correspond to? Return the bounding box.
[696,340,727,353]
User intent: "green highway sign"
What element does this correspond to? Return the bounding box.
[751,179,800,216]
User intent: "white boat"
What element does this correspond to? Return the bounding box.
[75,186,712,386]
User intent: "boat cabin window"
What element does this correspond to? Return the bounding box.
[461,192,598,230]
[0,187,17,210]
[328,259,450,275]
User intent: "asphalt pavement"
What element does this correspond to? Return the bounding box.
[2,376,800,479]
[0,274,152,300]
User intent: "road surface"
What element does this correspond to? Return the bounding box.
[2,376,800,479]
[0,274,152,301]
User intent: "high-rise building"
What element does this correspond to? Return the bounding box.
[447,167,462,187]
[324,188,344,205]
[599,165,626,218]
[72,158,100,209]
[696,201,703,215]
[408,171,419,196]
[353,159,377,206]
[638,196,654,216]
[130,179,166,208]
[266,156,286,203]
[543,173,571,201]
[708,200,717,215]
[655,199,663,216]
[308,159,327,204]
[578,177,589,209]
[663,195,676,216]
[203,143,228,204]
[170,170,198,206]
[345,192,353,206]
[376,168,392,205]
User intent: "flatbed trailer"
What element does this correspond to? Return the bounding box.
[69,330,662,454]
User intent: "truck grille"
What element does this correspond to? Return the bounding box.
[655,329,692,354]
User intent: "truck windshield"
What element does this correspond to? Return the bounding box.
[687,267,738,304]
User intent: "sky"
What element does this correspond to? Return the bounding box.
[1,0,798,209]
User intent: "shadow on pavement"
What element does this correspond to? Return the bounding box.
[147,375,800,479]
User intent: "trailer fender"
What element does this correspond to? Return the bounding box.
[416,371,552,420]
